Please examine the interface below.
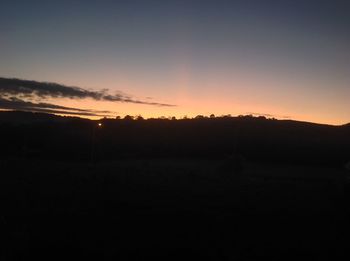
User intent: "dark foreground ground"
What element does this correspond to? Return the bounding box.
[1,159,349,260]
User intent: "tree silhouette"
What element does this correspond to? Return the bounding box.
[123,115,134,121]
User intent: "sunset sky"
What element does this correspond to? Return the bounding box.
[1,0,349,124]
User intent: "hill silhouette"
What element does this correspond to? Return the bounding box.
[0,111,348,167]
[1,110,350,260]
[0,110,86,123]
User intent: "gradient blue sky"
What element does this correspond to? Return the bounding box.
[1,0,349,124]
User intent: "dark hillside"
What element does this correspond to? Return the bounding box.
[1,111,350,260]
[0,111,348,167]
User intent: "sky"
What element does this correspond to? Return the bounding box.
[1,0,349,124]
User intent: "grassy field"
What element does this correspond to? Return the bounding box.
[1,159,349,260]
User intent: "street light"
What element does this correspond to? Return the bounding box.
[91,122,103,164]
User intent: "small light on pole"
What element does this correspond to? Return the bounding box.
[91,122,103,164]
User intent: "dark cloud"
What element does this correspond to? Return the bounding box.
[0,77,176,107]
[0,97,111,117]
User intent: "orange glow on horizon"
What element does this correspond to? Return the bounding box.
[44,87,347,125]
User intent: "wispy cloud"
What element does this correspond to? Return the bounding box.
[0,97,111,117]
[0,77,176,107]
[247,112,291,119]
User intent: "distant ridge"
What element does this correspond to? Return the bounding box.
[0,110,348,166]
[0,110,85,124]
[0,110,347,127]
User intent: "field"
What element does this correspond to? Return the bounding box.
[1,158,348,260]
